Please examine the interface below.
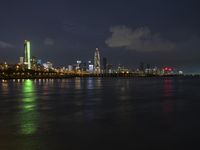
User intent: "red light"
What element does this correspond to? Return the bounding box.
[164,67,168,71]
[163,67,173,72]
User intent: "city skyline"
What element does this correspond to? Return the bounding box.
[0,40,181,77]
[1,2,200,149]
[0,0,200,73]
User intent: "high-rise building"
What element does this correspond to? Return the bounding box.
[68,65,73,71]
[24,40,31,69]
[19,57,24,65]
[103,57,107,73]
[88,61,94,73]
[94,48,101,74]
[31,56,38,71]
[76,60,82,70]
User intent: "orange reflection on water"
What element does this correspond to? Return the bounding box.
[75,77,81,90]
[1,80,9,95]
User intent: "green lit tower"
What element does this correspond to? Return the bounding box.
[24,40,31,69]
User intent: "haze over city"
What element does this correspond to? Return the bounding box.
[0,0,200,73]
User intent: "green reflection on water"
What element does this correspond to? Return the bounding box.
[19,79,39,135]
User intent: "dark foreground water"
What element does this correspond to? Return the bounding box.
[0,77,200,150]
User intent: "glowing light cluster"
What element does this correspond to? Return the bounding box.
[163,67,173,72]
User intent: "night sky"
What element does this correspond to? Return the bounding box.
[0,0,200,72]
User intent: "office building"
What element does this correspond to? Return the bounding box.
[19,57,24,65]
[24,40,31,69]
[103,57,107,73]
[94,48,101,74]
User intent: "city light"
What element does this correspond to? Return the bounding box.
[24,40,31,70]
[0,41,185,79]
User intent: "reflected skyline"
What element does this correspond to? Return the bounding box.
[0,77,200,149]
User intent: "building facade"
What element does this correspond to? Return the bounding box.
[94,48,101,74]
[103,57,107,73]
[24,40,31,69]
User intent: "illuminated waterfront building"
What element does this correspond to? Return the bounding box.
[87,61,93,73]
[43,61,53,70]
[19,57,24,65]
[76,60,82,70]
[24,40,31,69]
[94,48,101,74]
[89,64,94,73]
[68,65,73,71]
[31,56,38,71]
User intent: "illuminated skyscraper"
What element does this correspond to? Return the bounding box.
[94,48,101,74]
[24,40,31,69]
[88,61,94,73]
[19,57,24,65]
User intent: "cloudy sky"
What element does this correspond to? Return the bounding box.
[0,0,200,72]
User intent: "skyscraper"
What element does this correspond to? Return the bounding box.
[103,57,107,73]
[24,40,31,69]
[88,61,94,73]
[19,57,24,65]
[94,48,101,74]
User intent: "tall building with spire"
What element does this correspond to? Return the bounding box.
[24,40,31,69]
[94,48,101,74]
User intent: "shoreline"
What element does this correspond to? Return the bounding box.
[0,73,199,80]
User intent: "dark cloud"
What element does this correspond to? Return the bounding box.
[106,26,175,52]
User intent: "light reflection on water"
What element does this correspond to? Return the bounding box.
[0,77,200,149]
[1,80,9,95]
[19,79,39,135]
[162,78,174,113]
[75,77,81,90]
[163,79,173,97]
[87,78,94,90]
